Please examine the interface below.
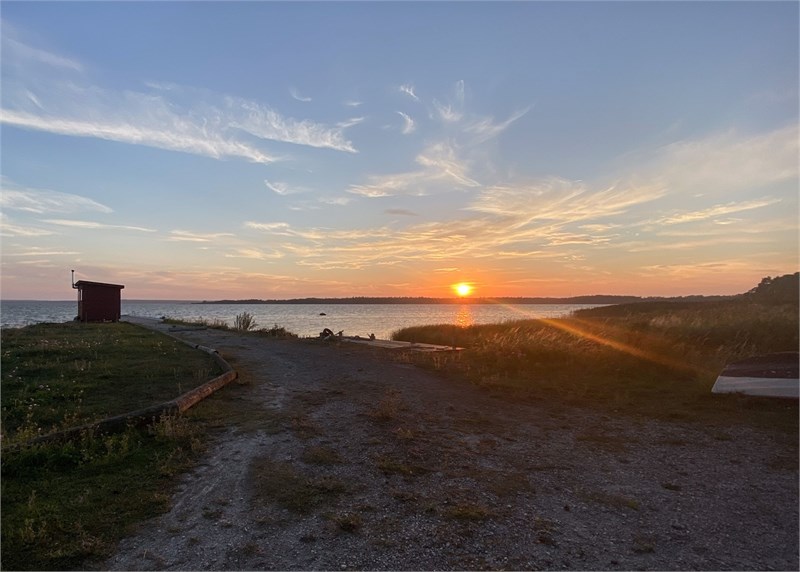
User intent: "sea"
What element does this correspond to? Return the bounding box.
[0,300,603,340]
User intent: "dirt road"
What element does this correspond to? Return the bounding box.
[106,321,798,570]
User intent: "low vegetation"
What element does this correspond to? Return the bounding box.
[1,322,222,441]
[232,311,258,331]
[163,313,297,338]
[1,322,221,570]
[392,296,798,429]
[249,457,347,514]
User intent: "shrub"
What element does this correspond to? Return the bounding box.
[256,324,298,338]
[233,312,257,331]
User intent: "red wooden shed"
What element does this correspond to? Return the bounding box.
[74,280,124,322]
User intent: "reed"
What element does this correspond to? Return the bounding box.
[392,300,798,428]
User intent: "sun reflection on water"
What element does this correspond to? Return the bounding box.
[455,305,474,328]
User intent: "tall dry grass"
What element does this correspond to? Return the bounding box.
[391,300,798,427]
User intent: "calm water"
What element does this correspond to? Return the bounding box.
[0,300,603,339]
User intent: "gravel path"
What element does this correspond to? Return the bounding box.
[106,321,798,570]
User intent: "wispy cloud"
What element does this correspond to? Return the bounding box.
[1,33,358,161]
[433,101,462,123]
[244,221,293,234]
[0,179,112,214]
[0,212,55,237]
[348,142,479,197]
[264,179,305,195]
[289,87,312,102]
[4,248,80,257]
[169,230,235,242]
[225,248,284,260]
[432,80,465,123]
[0,107,282,164]
[656,197,782,225]
[0,220,55,237]
[337,117,365,128]
[468,178,666,223]
[318,196,352,206]
[245,173,671,272]
[399,84,419,101]
[396,111,416,134]
[415,142,480,187]
[226,97,356,153]
[464,107,530,143]
[41,219,156,232]
[642,124,799,196]
[3,34,83,72]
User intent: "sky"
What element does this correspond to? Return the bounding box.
[1,1,798,300]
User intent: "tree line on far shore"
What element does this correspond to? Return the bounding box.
[196,273,798,306]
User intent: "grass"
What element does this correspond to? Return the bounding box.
[391,299,798,431]
[163,315,297,338]
[367,388,405,421]
[1,322,222,570]
[249,457,347,513]
[1,417,203,570]
[1,322,222,442]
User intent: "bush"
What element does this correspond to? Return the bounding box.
[233,312,257,331]
[256,324,297,338]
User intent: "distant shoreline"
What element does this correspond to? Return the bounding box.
[194,295,734,305]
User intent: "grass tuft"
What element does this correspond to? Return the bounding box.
[367,388,404,422]
[249,457,347,513]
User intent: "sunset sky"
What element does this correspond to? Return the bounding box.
[1,2,797,300]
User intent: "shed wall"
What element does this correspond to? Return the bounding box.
[78,284,122,322]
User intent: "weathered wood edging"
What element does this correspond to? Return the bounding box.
[7,326,237,450]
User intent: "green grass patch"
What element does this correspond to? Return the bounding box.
[1,322,222,442]
[1,418,202,570]
[1,322,222,570]
[391,299,798,431]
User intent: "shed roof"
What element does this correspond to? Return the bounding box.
[74,280,125,289]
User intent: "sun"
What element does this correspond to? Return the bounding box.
[453,283,473,297]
